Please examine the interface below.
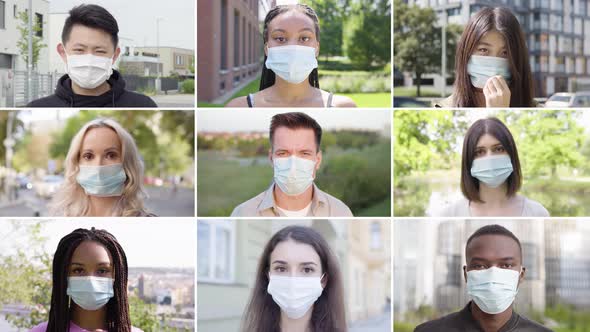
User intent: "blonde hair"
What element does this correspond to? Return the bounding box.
[49,118,149,216]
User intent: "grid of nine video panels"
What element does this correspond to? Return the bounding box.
[1,0,587,331]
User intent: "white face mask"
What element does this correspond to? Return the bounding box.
[470,154,514,188]
[273,156,316,196]
[64,52,114,89]
[466,266,520,314]
[67,276,114,311]
[267,274,324,319]
[467,55,512,88]
[265,45,318,84]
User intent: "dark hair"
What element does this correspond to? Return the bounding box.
[260,4,320,90]
[62,4,119,48]
[46,228,130,332]
[241,225,347,332]
[461,117,522,203]
[270,112,322,152]
[453,7,534,107]
[466,224,522,259]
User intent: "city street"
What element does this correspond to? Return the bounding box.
[152,93,195,108]
[349,311,392,332]
[0,186,194,217]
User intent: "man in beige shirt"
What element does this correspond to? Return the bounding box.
[231,112,353,217]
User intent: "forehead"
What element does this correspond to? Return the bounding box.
[65,24,114,48]
[466,234,521,261]
[70,240,112,264]
[268,10,316,33]
[476,133,502,147]
[273,127,317,150]
[270,238,321,265]
[478,30,506,48]
[81,127,121,149]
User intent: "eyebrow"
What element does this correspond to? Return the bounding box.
[70,262,112,266]
[475,143,503,149]
[82,146,120,153]
[470,256,516,262]
[271,260,318,266]
[271,28,315,34]
[477,41,506,49]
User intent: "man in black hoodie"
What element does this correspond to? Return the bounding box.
[27,4,157,108]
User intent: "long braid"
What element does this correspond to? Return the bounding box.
[46,228,131,332]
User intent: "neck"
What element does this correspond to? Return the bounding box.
[269,77,315,103]
[274,184,314,211]
[71,305,108,331]
[478,183,510,206]
[72,81,111,96]
[280,308,313,332]
[88,196,120,216]
[470,301,513,332]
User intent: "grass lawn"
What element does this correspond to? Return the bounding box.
[341,92,391,108]
[394,86,446,98]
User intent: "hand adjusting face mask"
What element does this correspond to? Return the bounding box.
[267,274,325,319]
[466,266,521,314]
[64,51,114,89]
[467,55,512,89]
[265,45,318,84]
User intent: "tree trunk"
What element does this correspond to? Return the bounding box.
[416,72,422,97]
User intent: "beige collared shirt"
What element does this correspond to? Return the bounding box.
[230,183,354,217]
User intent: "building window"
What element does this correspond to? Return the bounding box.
[35,13,43,37]
[522,243,539,280]
[0,1,5,29]
[234,10,240,68]
[197,220,235,283]
[175,54,184,66]
[13,4,16,18]
[0,54,12,69]
[220,0,228,70]
[370,222,382,249]
[242,17,246,66]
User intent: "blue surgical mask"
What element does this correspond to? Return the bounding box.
[273,156,316,196]
[67,276,114,311]
[467,267,520,314]
[77,163,127,197]
[470,155,513,188]
[265,45,318,84]
[467,55,512,88]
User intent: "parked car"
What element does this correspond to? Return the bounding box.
[34,175,64,198]
[545,92,590,107]
[16,175,33,189]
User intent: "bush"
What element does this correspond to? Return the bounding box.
[320,74,390,93]
[181,79,195,94]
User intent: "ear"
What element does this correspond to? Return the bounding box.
[264,43,269,57]
[112,47,122,63]
[518,266,526,287]
[315,41,320,58]
[321,273,328,288]
[463,265,467,283]
[268,148,273,166]
[315,150,322,171]
[57,43,67,63]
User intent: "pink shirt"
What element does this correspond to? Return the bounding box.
[30,321,144,332]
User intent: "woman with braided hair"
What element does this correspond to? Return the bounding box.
[225,4,356,108]
[29,227,143,332]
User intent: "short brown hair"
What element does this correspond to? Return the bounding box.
[453,7,535,107]
[269,112,322,152]
[461,117,522,202]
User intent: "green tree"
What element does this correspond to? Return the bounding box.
[304,0,345,58]
[16,11,47,69]
[498,110,585,178]
[344,0,391,69]
[394,0,439,96]
[393,110,463,184]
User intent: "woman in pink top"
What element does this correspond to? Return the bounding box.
[29,228,143,332]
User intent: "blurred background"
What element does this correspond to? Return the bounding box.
[197,109,391,217]
[394,109,590,217]
[0,219,195,332]
[393,0,590,107]
[0,109,194,217]
[196,0,391,108]
[394,218,590,332]
[197,219,391,332]
[0,0,195,107]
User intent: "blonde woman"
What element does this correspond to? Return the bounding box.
[49,118,154,216]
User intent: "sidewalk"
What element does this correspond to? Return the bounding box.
[349,311,392,332]
[152,93,195,107]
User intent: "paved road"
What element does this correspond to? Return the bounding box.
[0,186,194,217]
[349,311,392,332]
[152,93,195,108]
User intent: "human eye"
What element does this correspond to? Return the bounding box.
[81,152,94,161]
[477,47,488,55]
